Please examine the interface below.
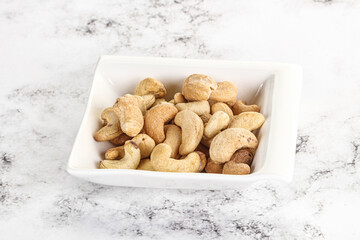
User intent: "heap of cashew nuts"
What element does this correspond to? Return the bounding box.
[94,74,265,175]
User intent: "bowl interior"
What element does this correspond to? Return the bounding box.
[69,57,274,174]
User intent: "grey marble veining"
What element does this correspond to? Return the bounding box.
[1,0,360,239]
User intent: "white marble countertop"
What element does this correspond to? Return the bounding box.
[1,0,360,239]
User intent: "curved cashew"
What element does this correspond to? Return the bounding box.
[164,125,182,158]
[174,92,187,104]
[175,101,210,116]
[142,94,156,109]
[94,107,123,141]
[151,98,167,108]
[131,134,156,159]
[105,146,124,160]
[174,110,204,155]
[223,161,250,175]
[137,158,154,171]
[113,96,144,137]
[204,111,230,138]
[232,100,260,115]
[182,74,217,101]
[205,158,224,174]
[209,81,238,106]
[209,128,258,164]
[200,112,212,124]
[195,151,207,172]
[230,149,254,166]
[211,102,233,119]
[144,103,178,144]
[110,133,132,146]
[229,112,265,131]
[134,77,167,98]
[150,143,200,172]
[100,141,141,169]
[115,94,146,115]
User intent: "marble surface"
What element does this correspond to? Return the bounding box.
[1,0,360,239]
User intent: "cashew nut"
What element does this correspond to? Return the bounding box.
[142,94,156,109]
[110,133,132,146]
[195,151,207,172]
[229,112,265,131]
[144,103,178,144]
[205,158,224,174]
[134,77,167,98]
[174,92,187,104]
[94,107,123,141]
[204,111,230,138]
[209,128,258,164]
[175,101,210,116]
[116,94,146,115]
[182,74,217,101]
[222,161,250,175]
[230,149,254,166]
[211,102,233,119]
[131,134,156,159]
[209,81,238,106]
[199,112,212,124]
[151,98,167,108]
[150,143,201,172]
[174,110,204,155]
[105,146,124,160]
[137,158,154,171]
[99,141,141,169]
[113,96,144,137]
[232,100,260,115]
[163,125,182,158]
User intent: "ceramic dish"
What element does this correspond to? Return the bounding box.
[67,56,302,189]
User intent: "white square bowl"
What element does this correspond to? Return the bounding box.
[67,56,302,190]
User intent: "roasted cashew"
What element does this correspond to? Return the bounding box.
[113,96,144,137]
[144,103,178,144]
[134,77,167,98]
[229,112,265,131]
[142,94,156,109]
[195,151,207,172]
[232,100,260,115]
[105,146,124,160]
[223,161,250,175]
[174,92,187,104]
[137,158,154,171]
[94,107,123,141]
[164,125,182,158]
[204,111,230,138]
[182,74,217,101]
[229,149,254,166]
[205,158,224,174]
[150,143,201,172]
[151,98,167,108]
[174,110,204,155]
[110,133,132,146]
[175,101,210,116]
[211,102,233,119]
[209,128,258,164]
[209,81,238,106]
[100,141,141,169]
[131,134,156,159]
